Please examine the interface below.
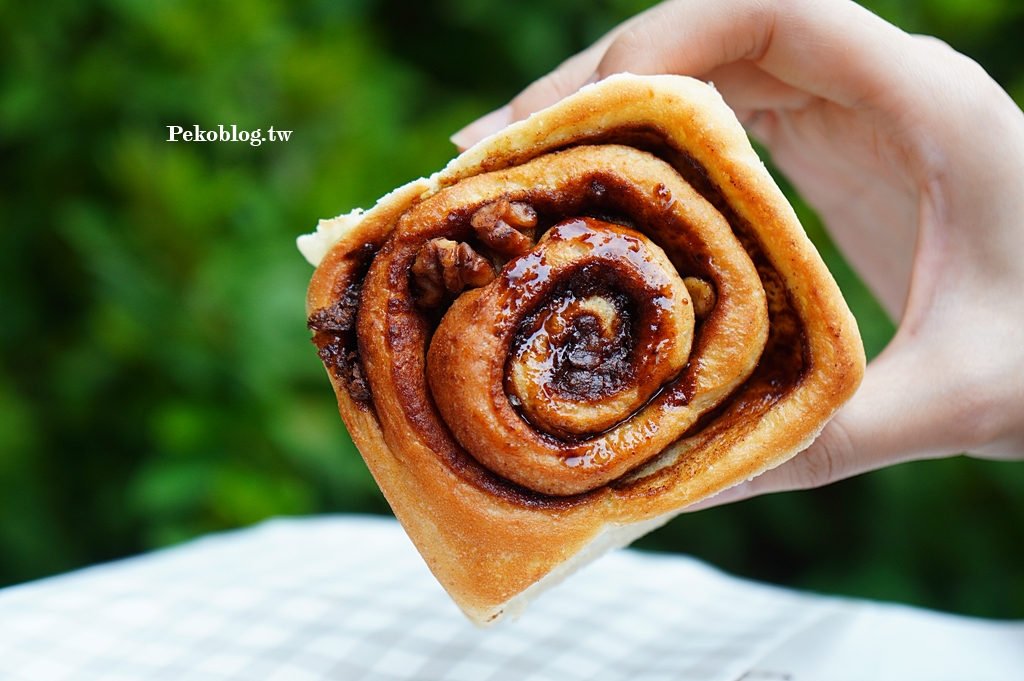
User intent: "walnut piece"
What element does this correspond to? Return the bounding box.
[683,276,717,319]
[412,238,495,307]
[470,198,538,256]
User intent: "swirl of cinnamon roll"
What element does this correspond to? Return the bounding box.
[381,143,767,496]
[300,74,864,625]
[355,144,769,496]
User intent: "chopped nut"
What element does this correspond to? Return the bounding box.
[470,198,538,255]
[683,276,717,319]
[503,201,538,229]
[412,238,495,307]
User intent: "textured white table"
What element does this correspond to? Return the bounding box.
[0,515,1021,681]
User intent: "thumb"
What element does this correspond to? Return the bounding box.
[693,342,969,509]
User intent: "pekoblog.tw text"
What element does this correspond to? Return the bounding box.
[166,125,291,146]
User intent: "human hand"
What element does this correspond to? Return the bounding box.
[450,0,1024,504]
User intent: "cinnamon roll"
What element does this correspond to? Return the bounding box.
[299,74,865,626]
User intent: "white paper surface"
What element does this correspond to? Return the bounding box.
[0,515,1019,680]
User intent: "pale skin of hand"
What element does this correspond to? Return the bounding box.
[451,0,1024,506]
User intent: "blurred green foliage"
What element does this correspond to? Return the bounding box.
[1,0,1022,617]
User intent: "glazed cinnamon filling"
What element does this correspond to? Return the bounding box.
[497,218,694,440]
[309,142,808,501]
[327,144,782,493]
[512,285,636,405]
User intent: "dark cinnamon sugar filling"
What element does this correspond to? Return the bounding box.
[309,140,808,504]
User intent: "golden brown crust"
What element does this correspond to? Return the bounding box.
[303,74,865,626]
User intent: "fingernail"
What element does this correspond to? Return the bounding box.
[450,105,513,151]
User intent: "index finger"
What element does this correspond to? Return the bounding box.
[453,0,917,147]
[596,0,912,109]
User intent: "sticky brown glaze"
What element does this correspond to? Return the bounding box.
[356,145,769,496]
[429,218,695,494]
[307,142,810,502]
[501,220,693,436]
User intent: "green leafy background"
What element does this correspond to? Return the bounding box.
[1,0,1023,618]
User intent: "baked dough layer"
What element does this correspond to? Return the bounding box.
[302,74,865,626]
